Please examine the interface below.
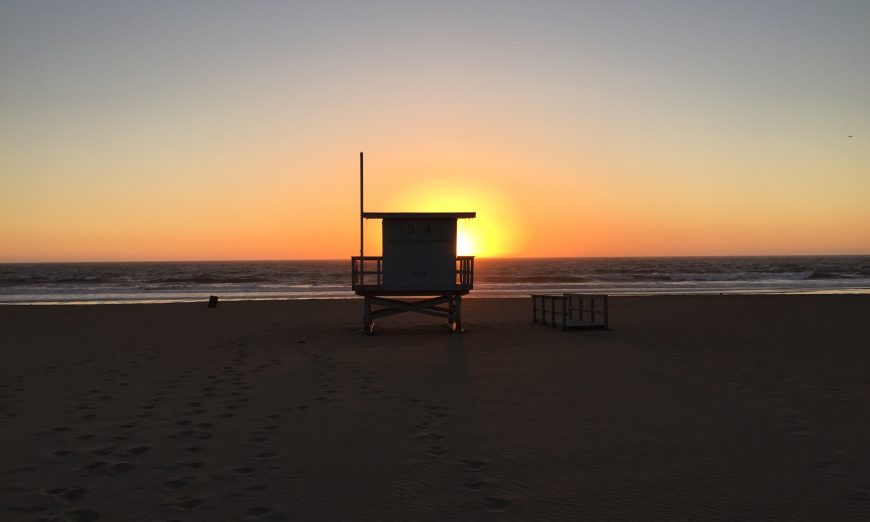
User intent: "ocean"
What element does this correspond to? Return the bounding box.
[1,256,869,305]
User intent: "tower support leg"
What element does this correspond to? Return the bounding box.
[454,295,463,333]
[363,297,374,334]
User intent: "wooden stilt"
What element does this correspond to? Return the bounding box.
[454,295,462,332]
[358,293,468,334]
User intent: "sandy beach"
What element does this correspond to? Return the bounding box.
[1,295,868,521]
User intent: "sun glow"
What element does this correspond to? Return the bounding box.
[380,179,525,258]
[456,220,476,257]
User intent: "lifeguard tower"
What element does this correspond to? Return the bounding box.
[351,153,475,333]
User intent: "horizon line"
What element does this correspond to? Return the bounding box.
[3,252,869,264]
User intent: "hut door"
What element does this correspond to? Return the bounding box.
[382,219,457,290]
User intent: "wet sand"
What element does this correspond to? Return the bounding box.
[1,296,868,520]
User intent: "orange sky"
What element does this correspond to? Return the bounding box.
[1,2,868,262]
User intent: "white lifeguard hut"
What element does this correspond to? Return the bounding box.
[351,153,475,333]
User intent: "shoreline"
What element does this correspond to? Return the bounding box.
[3,286,870,306]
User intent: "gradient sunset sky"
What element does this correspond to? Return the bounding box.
[1,1,868,261]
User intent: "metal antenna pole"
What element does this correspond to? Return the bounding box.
[359,152,364,275]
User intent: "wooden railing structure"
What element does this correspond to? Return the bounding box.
[456,256,474,288]
[351,256,383,289]
[531,293,609,330]
[351,256,474,292]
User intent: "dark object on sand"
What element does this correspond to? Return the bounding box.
[208,295,219,308]
[531,293,609,330]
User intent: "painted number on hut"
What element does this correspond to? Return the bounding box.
[406,223,433,235]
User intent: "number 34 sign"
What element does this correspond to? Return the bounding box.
[406,223,433,235]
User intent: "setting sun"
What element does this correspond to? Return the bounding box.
[371,178,526,258]
[456,220,476,256]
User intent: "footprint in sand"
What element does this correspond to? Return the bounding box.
[462,479,488,492]
[424,446,446,458]
[230,466,257,477]
[460,460,486,472]
[242,506,276,519]
[104,462,134,476]
[164,476,195,489]
[46,485,90,502]
[173,497,204,510]
[176,461,204,470]
[65,508,101,521]
[52,450,76,457]
[81,461,107,472]
[481,496,511,512]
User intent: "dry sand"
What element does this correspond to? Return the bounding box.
[0,296,868,521]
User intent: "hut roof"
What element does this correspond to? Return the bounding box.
[362,212,476,220]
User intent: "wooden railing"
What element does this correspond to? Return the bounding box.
[457,256,474,288]
[351,256,474,291]
[351,256,383,289]
[531,293,609,330]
